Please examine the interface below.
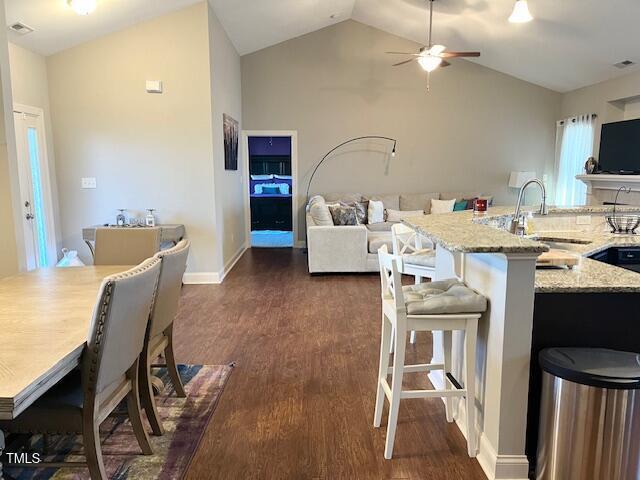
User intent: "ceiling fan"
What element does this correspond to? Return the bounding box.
[386,0,480,81]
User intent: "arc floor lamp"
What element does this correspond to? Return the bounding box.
[304,135,397,252]
[305,136,397,202]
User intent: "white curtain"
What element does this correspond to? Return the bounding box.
[553,114,595,206]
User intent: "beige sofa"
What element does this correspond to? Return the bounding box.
[306,192,487,273]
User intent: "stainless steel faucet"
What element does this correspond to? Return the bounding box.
[510,178,548,234]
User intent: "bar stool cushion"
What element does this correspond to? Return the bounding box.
[402,279,487,315]
[402,249,436,267]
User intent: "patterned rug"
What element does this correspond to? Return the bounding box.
[5,364,233,480]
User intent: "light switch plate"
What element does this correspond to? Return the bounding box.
[81,177,96,189]
[576,215,591,225]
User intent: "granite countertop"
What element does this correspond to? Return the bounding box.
[404,206,640,294]
[404,209,549,254]
[531,230,640,293]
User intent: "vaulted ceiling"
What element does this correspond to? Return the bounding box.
[6,0,640,93]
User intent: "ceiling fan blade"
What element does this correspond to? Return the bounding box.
[441,60,451,67]
[440,51,481,58]
[392,58,418,67]
[386,52,422,56]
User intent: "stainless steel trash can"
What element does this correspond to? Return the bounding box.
[536,348,640,480]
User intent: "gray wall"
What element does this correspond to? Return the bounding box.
[207,1,246,271]
[46,3,220,273]
[241,20,561,241]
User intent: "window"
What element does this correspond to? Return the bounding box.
[553,114,595,206]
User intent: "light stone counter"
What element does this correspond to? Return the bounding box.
[405,206,640,293]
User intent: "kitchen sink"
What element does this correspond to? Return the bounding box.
[533,236,592,252]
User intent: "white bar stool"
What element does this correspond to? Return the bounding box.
[390,223,436,346]
[374,246,487,459]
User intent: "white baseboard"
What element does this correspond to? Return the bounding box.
[219,243,247,281]
[427,371,529,480]
[183,272,220,284]
[182,243,247,285]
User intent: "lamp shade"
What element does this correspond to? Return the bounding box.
[509,0,533,23]
[509,171,536,188]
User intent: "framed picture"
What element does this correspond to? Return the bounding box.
[223,113,239,170]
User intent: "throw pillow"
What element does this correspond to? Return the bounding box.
[341,201,368,224]
[368,200,385,224]
[309,201,333,226]
[262,185,280,194]
[329,204,358,226]
[386,209,425,222]
[431,198,456,214]
[453,200,468,211]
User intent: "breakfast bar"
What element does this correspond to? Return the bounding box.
[404,205,640,480]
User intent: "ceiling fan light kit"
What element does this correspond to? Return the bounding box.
[67,0,97,16]
[509,0,533,23]
[385,0,480,90]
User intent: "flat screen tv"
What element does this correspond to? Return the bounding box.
[598,119,640,173]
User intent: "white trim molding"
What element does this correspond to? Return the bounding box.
[241,130,298,248]
[183,243,247,284]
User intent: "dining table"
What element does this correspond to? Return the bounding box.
[0,265,132,478]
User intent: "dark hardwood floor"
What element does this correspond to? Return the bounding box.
[174,248,486,480]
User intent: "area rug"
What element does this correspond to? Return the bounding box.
[5,363,233,480]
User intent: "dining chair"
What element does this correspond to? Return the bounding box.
[139,239,190,436]
[94,227,161,265]
[0,257,162,479]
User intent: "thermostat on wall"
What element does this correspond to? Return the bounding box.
[145,80,163,93]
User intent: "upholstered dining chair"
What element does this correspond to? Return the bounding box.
[139,239,190,436]
[94,227,161,265]
[0,257,162,480]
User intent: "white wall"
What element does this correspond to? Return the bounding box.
[8,42,62,254]
[46,3,221,274]
[0,0,20,278]
[207,1,245,271]
[241,20,561,241]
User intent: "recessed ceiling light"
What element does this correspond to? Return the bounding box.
[67,0,97,16]
[509,0,533,23]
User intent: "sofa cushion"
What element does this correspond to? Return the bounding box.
[323,193,362,204]
[440,192,481,201]
[368,232,393,254]
[366,221,397,232]
[309,200,333,226]
[402,279,487,315]
[362,194,400,211]
[400,193,440,213]
[387,209,425,223]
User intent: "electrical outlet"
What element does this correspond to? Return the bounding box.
[81,177,96,189]
[576,215,592,225]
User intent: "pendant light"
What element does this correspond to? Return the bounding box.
[509,0,533,23]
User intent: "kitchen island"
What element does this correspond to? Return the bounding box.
[404,206,640,480]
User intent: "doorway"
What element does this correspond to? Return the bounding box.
[243,132,298,248]
[13,104,56,269]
